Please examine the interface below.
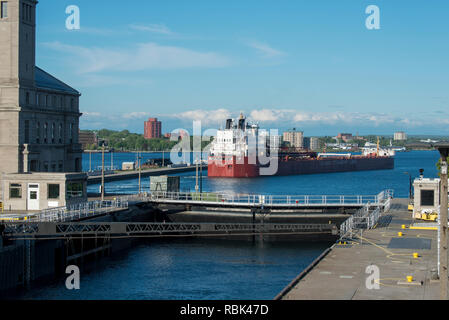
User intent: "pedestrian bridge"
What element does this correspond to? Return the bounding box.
[144,190,393,209]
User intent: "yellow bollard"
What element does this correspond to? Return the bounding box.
[413,253,419,259]
[407,276,413,283]
[401,225,406,229]
[398,232,403,237]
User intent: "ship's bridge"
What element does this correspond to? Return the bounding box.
[209,116,260,157]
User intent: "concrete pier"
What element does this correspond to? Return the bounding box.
[278,198,441,300]
[87,165,206,185]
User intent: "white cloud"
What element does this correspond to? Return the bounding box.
[246,41,286,58]
[172,108,232,125]
[43,41,231,74]
[129,24,174,35]
[122,112,153,120]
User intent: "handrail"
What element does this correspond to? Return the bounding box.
[145,190,392,206]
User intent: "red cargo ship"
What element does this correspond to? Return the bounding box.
[208,115,395,178]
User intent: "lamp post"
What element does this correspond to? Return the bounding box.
[99,140,108,201]
[404,172,412,199]
[138,152,142,194]
[435,142,449,300]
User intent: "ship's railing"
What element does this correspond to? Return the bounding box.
[147,191,392,206]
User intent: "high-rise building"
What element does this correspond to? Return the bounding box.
[144,118,162,139]
[0,0,87,211]
[283,130,304,149]
[310,137,321,151]
[394,131,407,141]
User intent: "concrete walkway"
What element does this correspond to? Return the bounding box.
[281,198,441,300]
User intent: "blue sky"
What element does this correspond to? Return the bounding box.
[35,0,449,136]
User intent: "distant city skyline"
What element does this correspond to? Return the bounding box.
[35,1,449,135]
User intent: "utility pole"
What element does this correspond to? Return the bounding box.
[195,156,199,193]
[138,152,142,194]
[111,150,114,171]
[200,145,203,194]
[100,140,107,201]
[436,143,449,300]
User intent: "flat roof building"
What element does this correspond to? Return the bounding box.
[394,131,407,141]
[144,118,162,139]
[283,130,304,149]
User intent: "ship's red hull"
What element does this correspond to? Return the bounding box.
[208,155,394,178]
[208,155,259,177]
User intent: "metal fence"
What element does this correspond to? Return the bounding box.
[339,204,383,239]
[31,198,128,223]
[147,191,392,207]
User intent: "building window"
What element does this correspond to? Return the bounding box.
[24,120,30,144]
[48,184,60,199]
[36,122,40,144]
[70,123,73,143]
[67,182,84,199]
[36,93,39,106]
[26,92,30,105]
[43,122,48,143]
[51,123,55,143]
[30,160,38,172]
[59,123,63,143]
[9,183,22,199]
[71,98,75,109]
[44,161,49,172]
[46,95,49,107]
[421,190,434,206]
[58,161,63,172]
[1,2,7,19]
[51,162,56,172]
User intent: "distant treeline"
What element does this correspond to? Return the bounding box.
[82,129,212,152]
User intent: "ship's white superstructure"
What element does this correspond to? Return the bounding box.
[209,114,260,158]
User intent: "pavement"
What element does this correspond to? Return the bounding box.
[282,198,442,300]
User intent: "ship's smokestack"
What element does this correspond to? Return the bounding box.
[238,118,245,130]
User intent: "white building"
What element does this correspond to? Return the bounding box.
[394,131,407,141]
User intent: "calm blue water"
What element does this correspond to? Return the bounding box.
[86,150,440,198]
[14,240,329,300]
[12,150,439,300]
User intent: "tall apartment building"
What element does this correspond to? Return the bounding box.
[394,131,407,141]
[144,118,162,139]
[283,130,304,149]
[0,0,86,210]
[310,137,320,150]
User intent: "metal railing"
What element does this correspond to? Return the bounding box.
[30,198,128,223]
[339,202,386,239]
[147,191,392,207]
